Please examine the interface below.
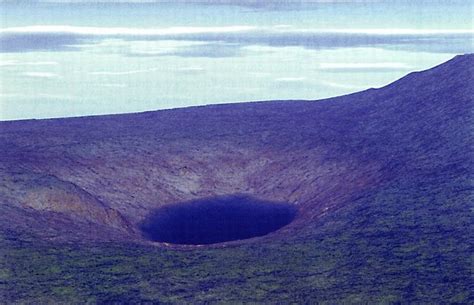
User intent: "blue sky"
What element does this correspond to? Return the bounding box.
[0,0,473,120]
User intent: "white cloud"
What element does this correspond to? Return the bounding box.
[176,67,204,72]
[37,93,77,99]
[97,83,128,87]
[0,93,26,98]
[89,68,161,75]
[320,80,367,90]
[281,28,474,35]
[0,60,59,66]
[249,72,273,78]
[0,25,256,36]
[22,72,59,78]
[2,25,472,55]
[275,77,306,82]
[129,40,207,55]
[319,62,410,69]
[0,93,76,100]
[2,25,472,36]
[318,62,412,72]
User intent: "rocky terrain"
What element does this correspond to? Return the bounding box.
[0,54,472,303]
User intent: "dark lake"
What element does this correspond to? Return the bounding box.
[140,195,298,245]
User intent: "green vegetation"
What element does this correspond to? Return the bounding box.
[1,173,471,303]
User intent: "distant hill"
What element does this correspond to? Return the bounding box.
[0,54,472,303]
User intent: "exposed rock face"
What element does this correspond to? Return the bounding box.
[0,171,134,240]
[21,175,133,232]
[0,54,472,245]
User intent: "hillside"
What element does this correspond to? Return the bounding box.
[0,54,473,303]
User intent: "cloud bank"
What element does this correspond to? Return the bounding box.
[1,25,472,56]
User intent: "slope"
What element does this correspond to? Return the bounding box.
[0,54,472,303]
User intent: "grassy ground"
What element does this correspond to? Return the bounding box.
[1,172,471,304]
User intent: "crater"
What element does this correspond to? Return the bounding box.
[139,195,298,245]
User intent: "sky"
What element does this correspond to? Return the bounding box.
[0,0,473,120]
